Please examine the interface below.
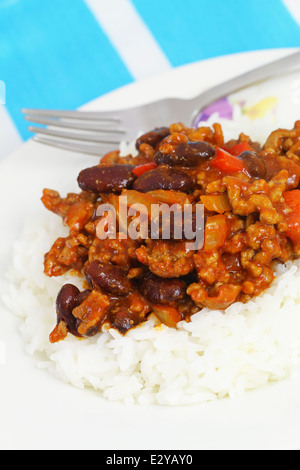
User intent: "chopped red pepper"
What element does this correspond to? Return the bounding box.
[132,162,157,177]
[228,142,254,156]
[283,190,300,245]
[211,148,246,173]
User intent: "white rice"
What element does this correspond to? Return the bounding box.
[3,213,300,406]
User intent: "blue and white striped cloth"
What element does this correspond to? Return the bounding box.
[1,0,300,161]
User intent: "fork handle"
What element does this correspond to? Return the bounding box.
[190,50,300,121]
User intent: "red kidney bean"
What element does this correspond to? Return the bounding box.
[133,167,194,193]
[239,151,266,178]
[77,165,136,193]
[154,141,215,167]
[106,297,140,333]
[56,284,81,337]
[139,272,187,304]
[85,261,132,296]
[135,127,170,150]
[75,289,91,304]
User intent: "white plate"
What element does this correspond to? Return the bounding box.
[1,48,300,451]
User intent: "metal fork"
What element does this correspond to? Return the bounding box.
[22,51,300,156]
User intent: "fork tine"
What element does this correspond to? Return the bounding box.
[33,135,115,156]
[28,126,122,144]
[24,115,125,134]
[22,108,121,122]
